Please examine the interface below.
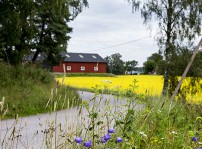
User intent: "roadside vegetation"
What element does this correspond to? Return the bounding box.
[0,63,79,119]
[2,82,201,148]
[67,93,202,149]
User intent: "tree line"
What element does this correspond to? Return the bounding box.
[104,53,138,75]
[0,0,88,66]
[144,49,202,77]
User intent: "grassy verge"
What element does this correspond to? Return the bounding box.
[0,63,80,119]
[54,73,116,77]
[67,93,202,148]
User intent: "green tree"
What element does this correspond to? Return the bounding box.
[172,47,202,77]
[104,53,125,75]
[143,60,156,74]
[32,0,88,66]
[124,60,138,74]
[128,0,202,95]
[0,0,88,66]
[146,52,165,74]
[0,0,35,65]
[168,46,202,97]
[104,56,112,73]
[31,0,71,66]
[145,48,202,99]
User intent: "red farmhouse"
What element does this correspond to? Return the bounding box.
[53,52,107,73]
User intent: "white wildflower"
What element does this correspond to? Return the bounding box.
[139,131,147,137]
[0,97,5,112]
[171,131,177,135]
[101,80,112,83]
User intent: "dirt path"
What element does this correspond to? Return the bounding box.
[0,91,143,149]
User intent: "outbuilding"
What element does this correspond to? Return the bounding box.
[52,52,107,73]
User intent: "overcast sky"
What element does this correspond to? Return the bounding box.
[68,0,159,66]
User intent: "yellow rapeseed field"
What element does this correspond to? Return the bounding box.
[56,75,202,103]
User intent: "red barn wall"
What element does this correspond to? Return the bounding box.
[53,62,107,73]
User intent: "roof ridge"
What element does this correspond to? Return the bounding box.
[67,52,99,55]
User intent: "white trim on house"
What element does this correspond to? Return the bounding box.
[67,66,71,70]
[94,66,98,71]
[81,66,85,71]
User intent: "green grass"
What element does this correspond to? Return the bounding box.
[54,72,116,78]
[122,96,202,148]
[67,93,202,149]
[45,87,200,149]
[0,63,80,119]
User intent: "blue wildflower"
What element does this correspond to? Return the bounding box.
[108,128,115,133]
[75,137,82,144]
[104,134,111,141]
[192,137,199,142]
[84,141,92,148]
[101,137,107,143]
[116,137,122,143]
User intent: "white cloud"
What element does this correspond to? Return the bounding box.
[67,0,159,66]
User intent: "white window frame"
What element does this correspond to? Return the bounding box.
[67,66,71,71]
[94,66,98,71]
[79,55,84,58]
[81,66,85,71]
[92,55,97,59]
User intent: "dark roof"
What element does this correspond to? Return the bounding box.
[23,52,46,62]
[61,52,107,63]
[24,51,107,63]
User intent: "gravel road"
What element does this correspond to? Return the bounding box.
[0,91,144,149]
